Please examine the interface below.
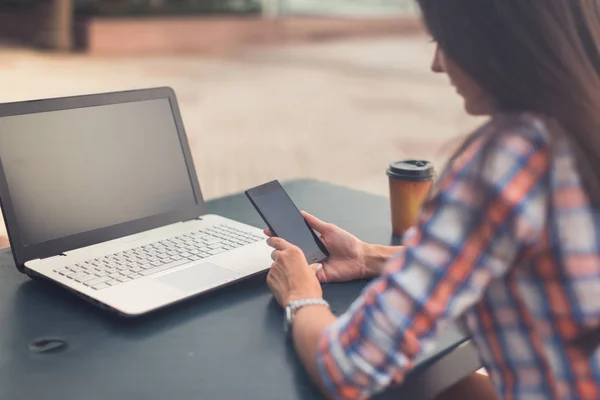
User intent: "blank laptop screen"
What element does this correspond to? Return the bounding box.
[0,98,196,246]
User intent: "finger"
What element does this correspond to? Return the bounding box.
[301,211,329,232]
[266,237,294,250]
[309,263,323,274]
[271,250,279,262]
[266,268,274,287]
[263,228,273,237]
[316,268,328,283]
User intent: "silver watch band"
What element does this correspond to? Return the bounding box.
[285,298,330,333]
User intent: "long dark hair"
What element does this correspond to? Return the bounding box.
[418,0,600,208]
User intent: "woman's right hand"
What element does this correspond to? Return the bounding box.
[264,212,368,283]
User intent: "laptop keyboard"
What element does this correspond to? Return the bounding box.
[54,225,264,291]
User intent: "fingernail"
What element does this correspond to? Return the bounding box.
[315,264,323,272]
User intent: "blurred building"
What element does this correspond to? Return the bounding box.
[0,0,420,54]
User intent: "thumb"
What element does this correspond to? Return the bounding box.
[309,263,323,274]
[310,263,327,283]
[301,211,329,233]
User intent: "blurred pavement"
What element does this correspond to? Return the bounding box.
[0,36,483,202]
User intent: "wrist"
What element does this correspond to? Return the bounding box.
[362,243,397,277]
[285,298,330,333]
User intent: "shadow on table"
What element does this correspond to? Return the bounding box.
[12,271,271,339]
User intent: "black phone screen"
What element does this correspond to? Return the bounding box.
[246,181,328,264]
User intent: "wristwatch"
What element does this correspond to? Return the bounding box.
[284,298,330,334]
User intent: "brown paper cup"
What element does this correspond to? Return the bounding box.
[387,160,435,236]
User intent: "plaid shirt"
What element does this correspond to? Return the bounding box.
[316,113,600,399]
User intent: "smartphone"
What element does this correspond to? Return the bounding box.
[245,180,329,264]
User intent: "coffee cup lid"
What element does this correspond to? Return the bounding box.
[387,160,435,181]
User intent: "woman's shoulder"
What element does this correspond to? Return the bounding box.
[459,112,554,161]
[481,112,555,146]
[444,112,554,184]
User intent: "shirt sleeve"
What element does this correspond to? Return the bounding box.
[315,117,551,400]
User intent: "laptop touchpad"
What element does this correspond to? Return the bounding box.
[155,263,241,293]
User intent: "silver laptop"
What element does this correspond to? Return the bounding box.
[0,87,272,316]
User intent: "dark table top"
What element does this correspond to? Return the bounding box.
[0,179,471,400]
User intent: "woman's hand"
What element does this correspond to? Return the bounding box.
[266,237,323,307]
[265,212,369,283]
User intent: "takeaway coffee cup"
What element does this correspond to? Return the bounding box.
[387,160,435,236]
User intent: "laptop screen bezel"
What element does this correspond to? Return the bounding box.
[0,87,207,271]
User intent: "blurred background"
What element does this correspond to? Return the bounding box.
[0,0,482,203]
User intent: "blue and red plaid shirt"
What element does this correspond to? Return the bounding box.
[316,113,600,399]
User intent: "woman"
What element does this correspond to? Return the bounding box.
[265,0,600,399]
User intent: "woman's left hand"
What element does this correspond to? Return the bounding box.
[266,237,323,307]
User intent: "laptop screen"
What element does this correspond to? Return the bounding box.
[0,98,197,247]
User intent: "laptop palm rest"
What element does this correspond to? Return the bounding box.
[155,263,241,293]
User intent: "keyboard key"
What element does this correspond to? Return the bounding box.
[56,269,70,275]
[116,276,131,283]
[75,274,97,283]
[92,283,110,290]
[85,276,111,286]
[106,280,120,286]
[208,248,226,256]
[69,271,88,279]
[140,258,189,277]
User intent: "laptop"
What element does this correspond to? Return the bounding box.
[0,87,272,316]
